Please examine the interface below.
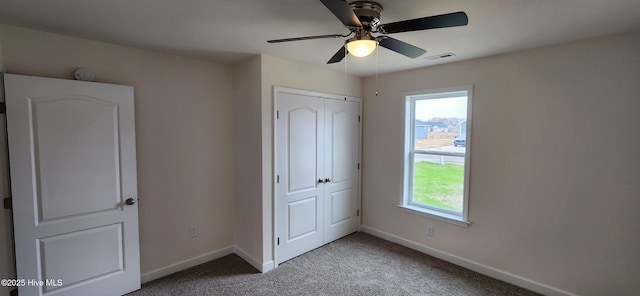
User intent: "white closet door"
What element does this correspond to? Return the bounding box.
[275,87,361,265]
[323,99,360,243]
[5,74,140,296]
[275,92,325,263]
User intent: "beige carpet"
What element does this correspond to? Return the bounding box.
[128,232,540,296]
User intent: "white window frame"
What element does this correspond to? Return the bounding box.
[400,86,473,227]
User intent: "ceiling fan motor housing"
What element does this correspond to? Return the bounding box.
[349,1,383,31]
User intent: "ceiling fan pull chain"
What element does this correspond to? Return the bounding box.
[375,41,379,97]
[344,46,348,100]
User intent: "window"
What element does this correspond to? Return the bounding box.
[402,86,472,226]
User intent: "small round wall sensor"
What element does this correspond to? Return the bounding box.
[73,68,95,82]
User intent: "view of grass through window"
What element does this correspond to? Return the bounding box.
[413,162,464,211]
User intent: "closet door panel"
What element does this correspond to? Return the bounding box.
[275,92,324,263]
[323,99,360,243]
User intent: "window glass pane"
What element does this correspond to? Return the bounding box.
[414,97,467,152]
[412,154,465,212]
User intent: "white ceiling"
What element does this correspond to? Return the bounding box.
[1,0,640,77]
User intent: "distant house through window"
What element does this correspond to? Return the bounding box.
[402,86,472,226]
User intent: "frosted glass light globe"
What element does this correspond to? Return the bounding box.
[346,39,377,57]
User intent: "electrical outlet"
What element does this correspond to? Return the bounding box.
[427,225,434,237]
[189,225,199,238]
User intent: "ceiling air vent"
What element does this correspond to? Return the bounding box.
[424,52,456,60]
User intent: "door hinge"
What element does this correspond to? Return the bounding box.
[358,115,360,123]
[277,175,279,183]
[277,237,280,245]
[3,197,12,209]
[357,163,360,170]
[276,111,279,119]
[357,209,360,217]
[0,102,5,114]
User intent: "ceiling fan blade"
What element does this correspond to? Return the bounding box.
[268,34,345,43]
[378,37,426,58]
[320,0,362,28]
[380,11,468,34]
[327,46,347,64]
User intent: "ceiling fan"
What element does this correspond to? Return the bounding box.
[267,0,468,64]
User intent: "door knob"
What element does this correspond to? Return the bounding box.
[324,178,331,183]
[125,198,136,205]
[318,179,325,184]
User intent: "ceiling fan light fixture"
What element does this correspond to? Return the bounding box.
[346,37,377,58]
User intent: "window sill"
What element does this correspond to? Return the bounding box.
[397,204,471,227]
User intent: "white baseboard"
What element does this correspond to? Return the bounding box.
[234,246,274,273]
[140,245,234,283]
[360,225,575,296]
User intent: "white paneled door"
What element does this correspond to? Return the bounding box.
[275,92,325,263]
[323,99,360,243]
[5,74,140,296]
[275,88,360,264]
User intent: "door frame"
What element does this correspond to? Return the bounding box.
[272,86,362,268]
[0,69,16,296]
